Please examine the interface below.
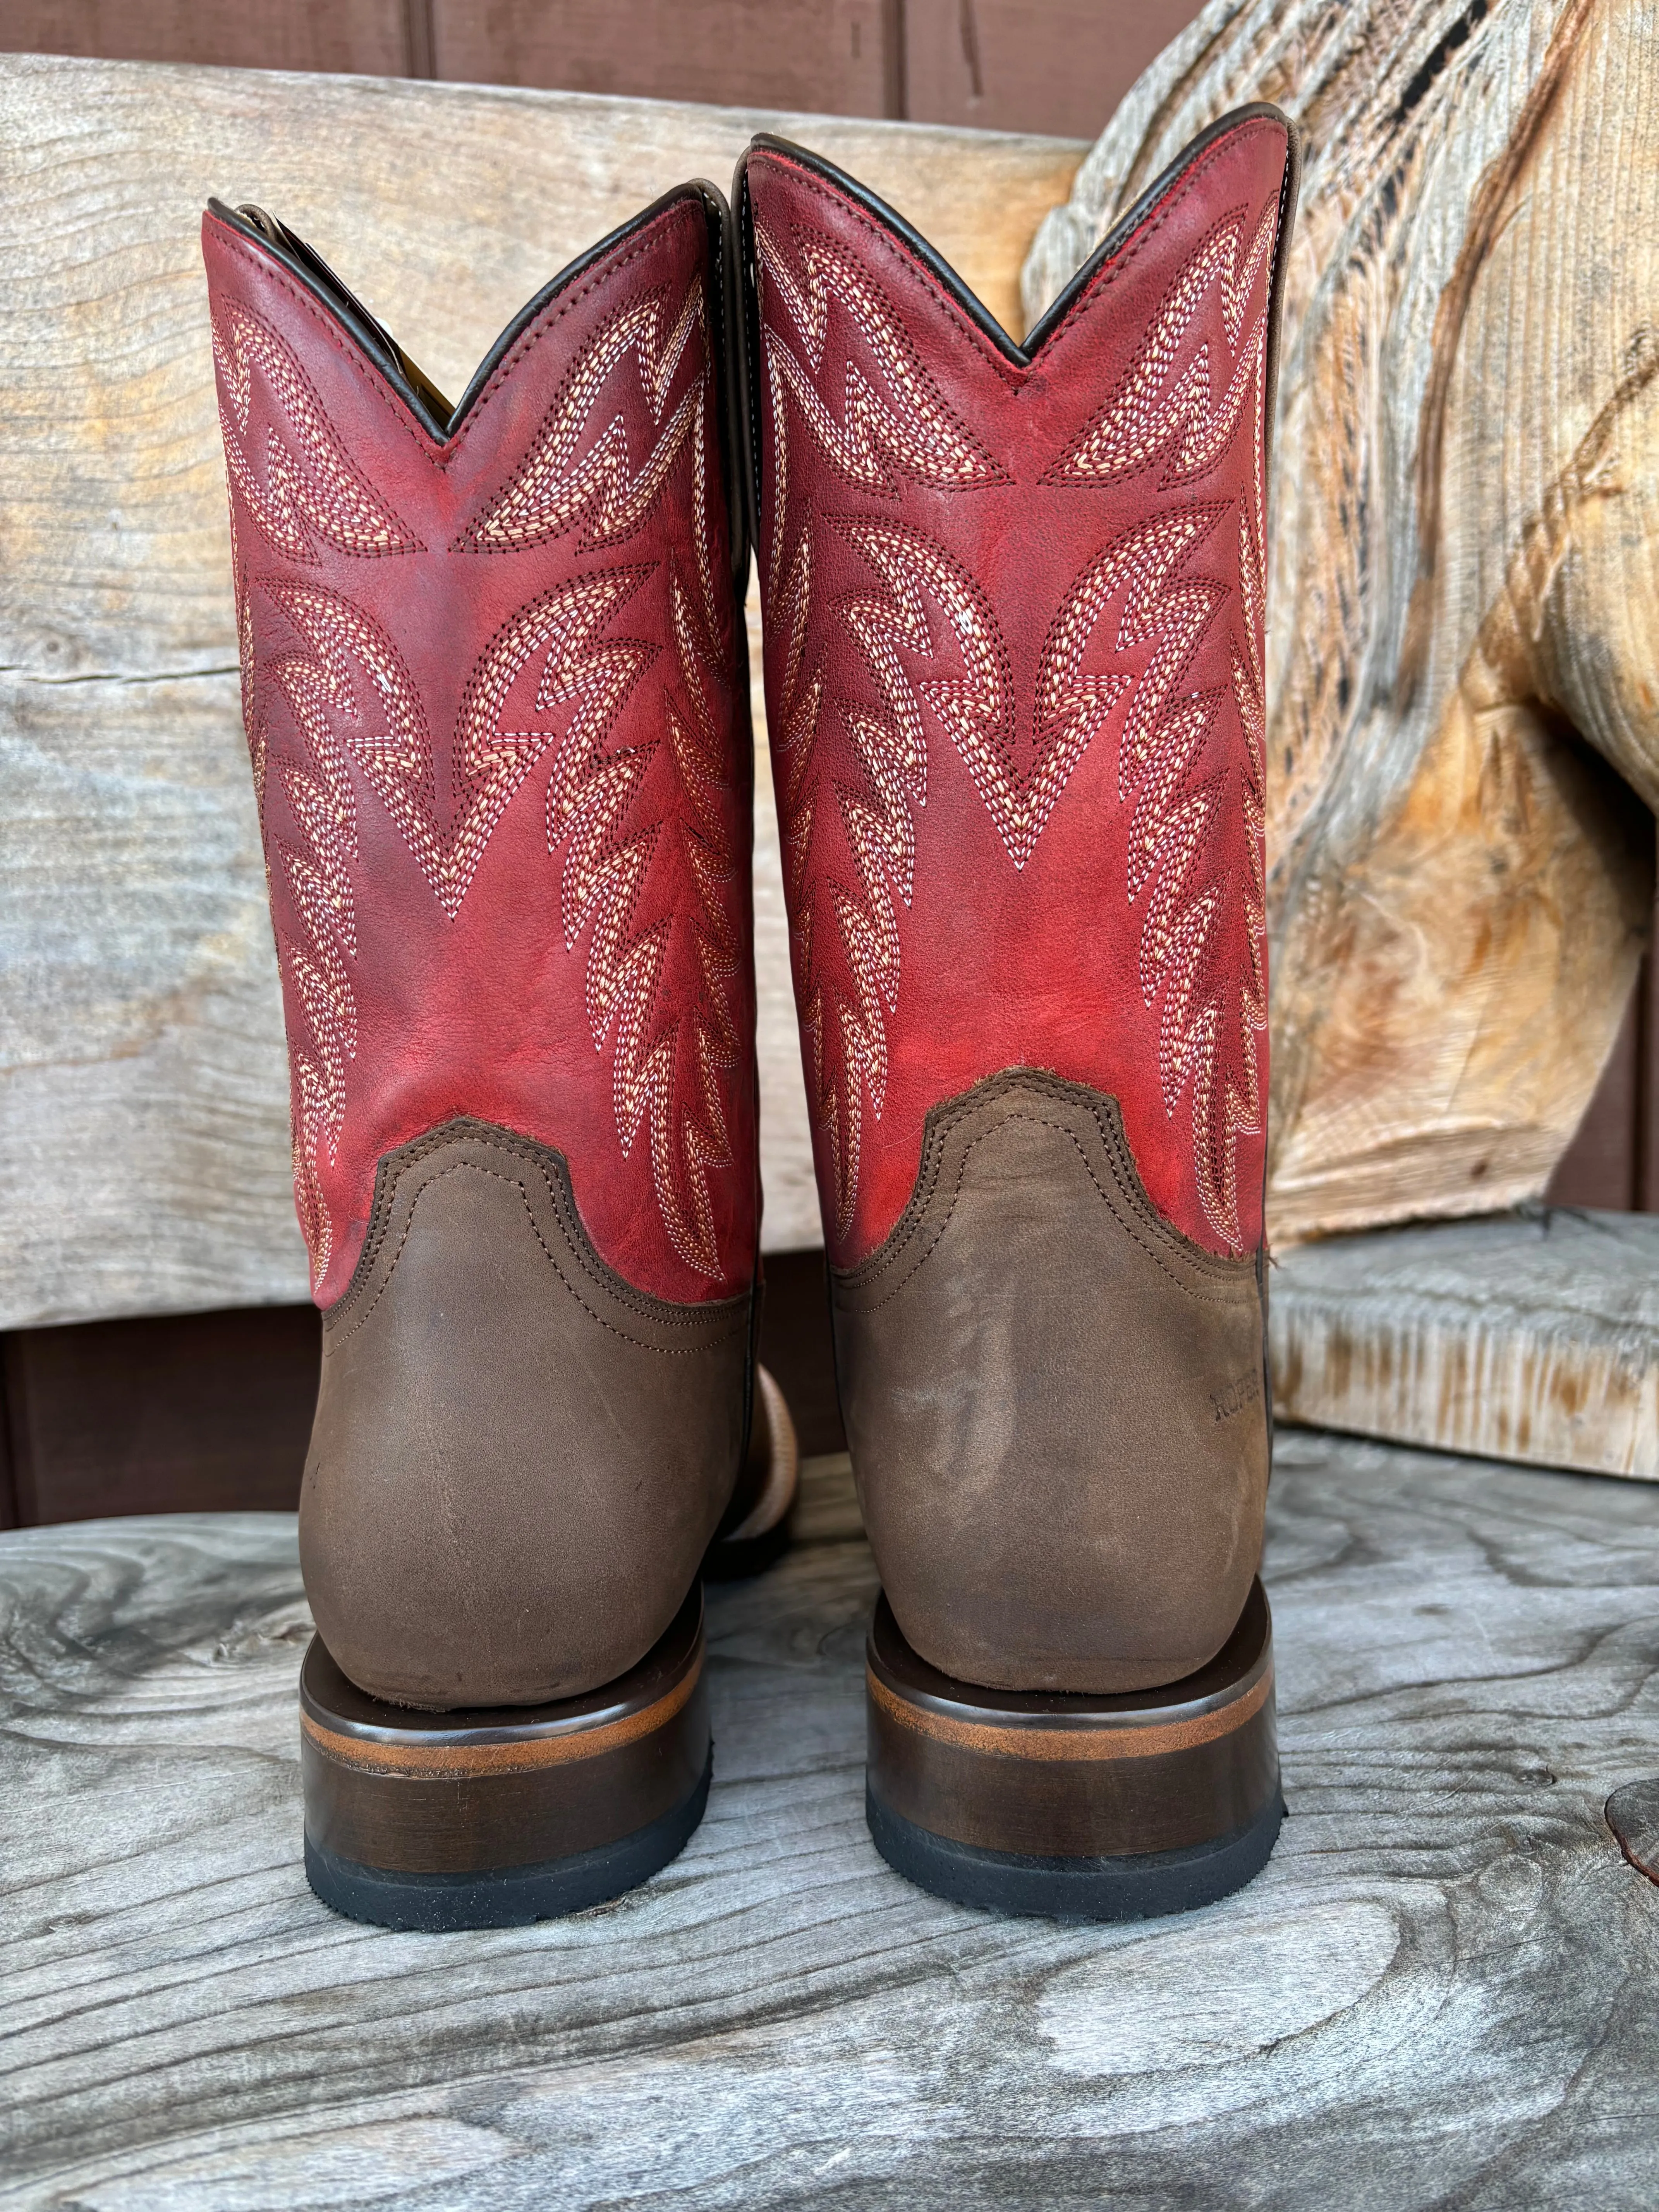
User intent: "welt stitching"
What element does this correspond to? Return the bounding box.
[331,1159,744,1355]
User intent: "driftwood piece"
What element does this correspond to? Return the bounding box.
[0,53,1082,1328]
[1271,1206,1659,1480]
[1025,0,1659,1247]
[5,1437,1659,2202]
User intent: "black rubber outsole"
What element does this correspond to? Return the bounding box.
[866,1781,1285,1922]
[305,1753,713,1931]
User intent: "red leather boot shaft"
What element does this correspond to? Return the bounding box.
[743,113,1294,1266]
[203,191,757,1309]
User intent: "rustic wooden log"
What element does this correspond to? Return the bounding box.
[0,53,1082,1329]
[1025,0,1659,1248]
[4,1436,1659,2201]
[1271,1206,1659,1480]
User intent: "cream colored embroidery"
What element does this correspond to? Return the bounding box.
[760,178,1281,1251]
[754,218,1004,601]
[1051,203,1277,487]
[462,280,712,601]
[754,220,1005,1232]
[259,587,368,1284]
[538,561,743,1280]
[213,298,420,562]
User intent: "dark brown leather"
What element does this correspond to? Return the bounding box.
[300,1119,750,1709]
[830,1070,1268,1695]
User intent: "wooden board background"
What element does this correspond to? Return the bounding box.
[5,1435,1659,2202]
[2,0,1207,138]
[1273,1207,1659,1482]
[0,54,1082,1329]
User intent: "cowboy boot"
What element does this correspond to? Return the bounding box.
[739,106,1299,1918]
[203,179,796,1929]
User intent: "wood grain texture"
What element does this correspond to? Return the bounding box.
[1025,0,1659,1249]
[0,53,1081,1329]
[4,1436,1659,2203]
[1272,1207,1659,1480]
[1606,1776,1659,1884]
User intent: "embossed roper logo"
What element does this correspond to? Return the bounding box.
[1211,1369,1262,1423]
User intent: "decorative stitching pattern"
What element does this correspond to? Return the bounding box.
[755,156,1282,1255]
[210,204,697,470]
[458,279,712,589]
[256,582,366,1284]
[336,1119,736,1331]
[1046,203,1278,487]
[754,222,1005,1237]
[543,553,745,1280]
[754,215,1005,604]
[212,297,420,560]
[216,221,750,1290]
[1038,201,1281,1247]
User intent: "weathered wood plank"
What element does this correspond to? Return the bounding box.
[1271,1207,1659,1481]
[1025,0,1659,1248]
[0,53,1082,1329]
[3,1435,1659,2203]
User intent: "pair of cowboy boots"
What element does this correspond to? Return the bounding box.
[203,100,1299,1931]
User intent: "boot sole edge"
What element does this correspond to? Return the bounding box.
[866,1776,1283,1921]
[305,1754,712,1930]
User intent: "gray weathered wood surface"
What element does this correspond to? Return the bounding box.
[1272,1207,1659,1482]
[0,53,1082,1329]
[5,1435,1659,2206]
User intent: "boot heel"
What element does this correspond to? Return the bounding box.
[300,1587,709,1930]
[865,1582,1282,1921]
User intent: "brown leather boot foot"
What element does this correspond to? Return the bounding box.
[739,106,1303,1916]
[865,1582,1281,1921]
[300,1588,709,1930]
[202,164,773,1922]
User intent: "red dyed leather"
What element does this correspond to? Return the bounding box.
[745,114,1293,1264]
[203,193,756,1308]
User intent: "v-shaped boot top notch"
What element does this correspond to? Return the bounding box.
[204,180,734,445]
[738,103,1299,365]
